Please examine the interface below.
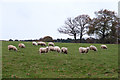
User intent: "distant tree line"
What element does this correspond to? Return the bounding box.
[9,36,54,42]
[58,9,120,44]
[54,37,111,43]
[9,36,118,44]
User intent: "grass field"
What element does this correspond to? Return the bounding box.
[2,41,118,78]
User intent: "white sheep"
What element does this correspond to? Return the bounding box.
[54,46,61,53]
[32,42,38,46]
[8,45,17,51]
[48,42,54,46]
[39,46,49,54]
[61,47,68,54]
[79,47,89,53]
[101,45,107,49]
[18,43,25,48]
[89,45,97,51]
[38,41,46,46]
[48,46,55,51]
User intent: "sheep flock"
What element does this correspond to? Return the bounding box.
[8,41,108,54]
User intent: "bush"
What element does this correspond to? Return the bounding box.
[9,39,13,41]
[42,36,53,42]
[15,39,19,41]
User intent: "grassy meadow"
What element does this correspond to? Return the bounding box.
[2,41,118,78]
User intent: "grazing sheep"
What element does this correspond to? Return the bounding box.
[79,47,84,53]
[48,42,54,46]
[32,42,38,46]
[38,41,46,46]
[86,47,90,52]
[18,43,25,48]
[79,47,89,53]
[61,47,68,54]
[101,45,107,49]
[89,45,97,51]
[39,46,49,54]
[8,45,17,51]
[48,46,55,51]
[54,46,61,53]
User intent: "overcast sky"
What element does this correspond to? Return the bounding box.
[0,0,119,40]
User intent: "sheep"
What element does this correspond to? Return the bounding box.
[79,47,84,53]
[61,47,68,54]
[89,45,97,51]
[18,43,25,48]
[39,46,49,54]
[8,45,17,51]
[38,41,46,46]
[32,42,38,46]
[101,45,107,49]
[85,47,90,53]
[79,47,89,53]
[48,42,54,46]
[48,46,55,51]
[54,46,61,53]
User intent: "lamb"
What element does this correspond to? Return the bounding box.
[48,46,55,51]
[18,43,25,48]
[48,42,54,46]
[54,46,61,53]
[61,47,68,54]
[32,42,38,46]
[38,41,46,46]
[8,45,17,51]
[79,47,89,53]
[39,46,49,54]
[89,45,97,51]
[101,45,107,49]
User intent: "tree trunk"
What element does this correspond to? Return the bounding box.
[102,32,105,44]
[80,32,82,43]
[74,33,77,43]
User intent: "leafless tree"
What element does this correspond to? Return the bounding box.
[74,15,91,43]
[58,18,79,42]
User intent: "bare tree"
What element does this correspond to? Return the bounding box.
[58,18,79,42]
[74,15,91,43]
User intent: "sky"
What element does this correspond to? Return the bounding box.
[0,0,119,40]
